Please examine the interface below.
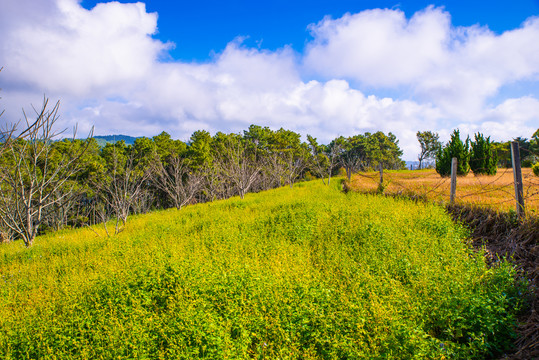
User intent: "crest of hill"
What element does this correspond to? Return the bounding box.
[93,135,140,147]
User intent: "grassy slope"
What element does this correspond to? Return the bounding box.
[0,180,525,359]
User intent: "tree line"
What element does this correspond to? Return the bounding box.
[0,99,404,246]
[416,129,539,176]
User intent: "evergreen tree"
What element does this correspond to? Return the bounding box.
[436,129,470,177]
[469,133,497,175]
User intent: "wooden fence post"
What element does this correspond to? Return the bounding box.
[377,163,384,193]
[511,141,525,219]
[450,157,457,205]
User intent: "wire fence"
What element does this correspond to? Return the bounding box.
[350,146,539,216]
[351,143,539,358]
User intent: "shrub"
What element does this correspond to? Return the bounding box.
[522,158,534,168]
[469,133,497,175]
[436,129,470,177]
[532,162,539,176]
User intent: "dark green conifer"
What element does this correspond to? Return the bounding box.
[469,133,497,175]
[436,129,470,177]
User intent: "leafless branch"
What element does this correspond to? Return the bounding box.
[0,97,93,246]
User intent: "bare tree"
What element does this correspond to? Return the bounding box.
[260,152,284,189]
[152,154,202,210]
[283,149,307,188]
[0,98,93,246]
[216,137,261,199]
[131,188,155,215]
[325,141,343,185]
[338,135,368,182]
[307,135,329,185]
[43,187,83,231]
[94,146,151,234]
[340,150,365,182]
[199,163,224,202]
[266,145,308,189]
[0,67,43,243]
[307,135,342,185]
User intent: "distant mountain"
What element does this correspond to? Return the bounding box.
[93,135,140,147]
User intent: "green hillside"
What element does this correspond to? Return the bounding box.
[0,180,525,359]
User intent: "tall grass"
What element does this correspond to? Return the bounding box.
[0,179,526,359]
[350,168,539,214]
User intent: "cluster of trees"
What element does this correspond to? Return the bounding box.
[435,130,498,176]
[0,99,405,246]
[417,128,539,177]
[434,129,539,177]
[493,130,539,168]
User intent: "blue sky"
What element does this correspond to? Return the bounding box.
[82,0,539,61]
[1,0,539,160]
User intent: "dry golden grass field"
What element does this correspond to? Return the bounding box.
[349,168,539,215]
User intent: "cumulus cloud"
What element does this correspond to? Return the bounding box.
[304,7,450,87]
[0,0,538,160]
[1,0,168,95]
[304,6,539,120]
[459,97,539,141]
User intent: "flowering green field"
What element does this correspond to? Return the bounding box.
[0,179,525,359]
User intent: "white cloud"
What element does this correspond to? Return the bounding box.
[304,7,450,87]
[461,97,539,141]
[304,6,539,120]
[0,0,538,161]
[1,0,168,95]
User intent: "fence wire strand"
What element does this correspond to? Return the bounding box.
[350,164,538,214]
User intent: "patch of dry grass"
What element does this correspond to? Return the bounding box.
[350,168,539,214]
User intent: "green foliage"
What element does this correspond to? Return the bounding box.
[492,141,511,168]
[469,133,497,175]
[338,134,368,181]
[364,131,405,170]
[532,162,539,176]
[100,140,129,171]
[187,130,213,170]
[0,181,525,359]
[531,129,539,155]
[492,131,539,169]
[243,124,274,153]
[1,122,412,237]
[524,130,539,167]
[436,129,470,177]
[416,131,441,169]
[512,137,535,168]
[309,132,405,184]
